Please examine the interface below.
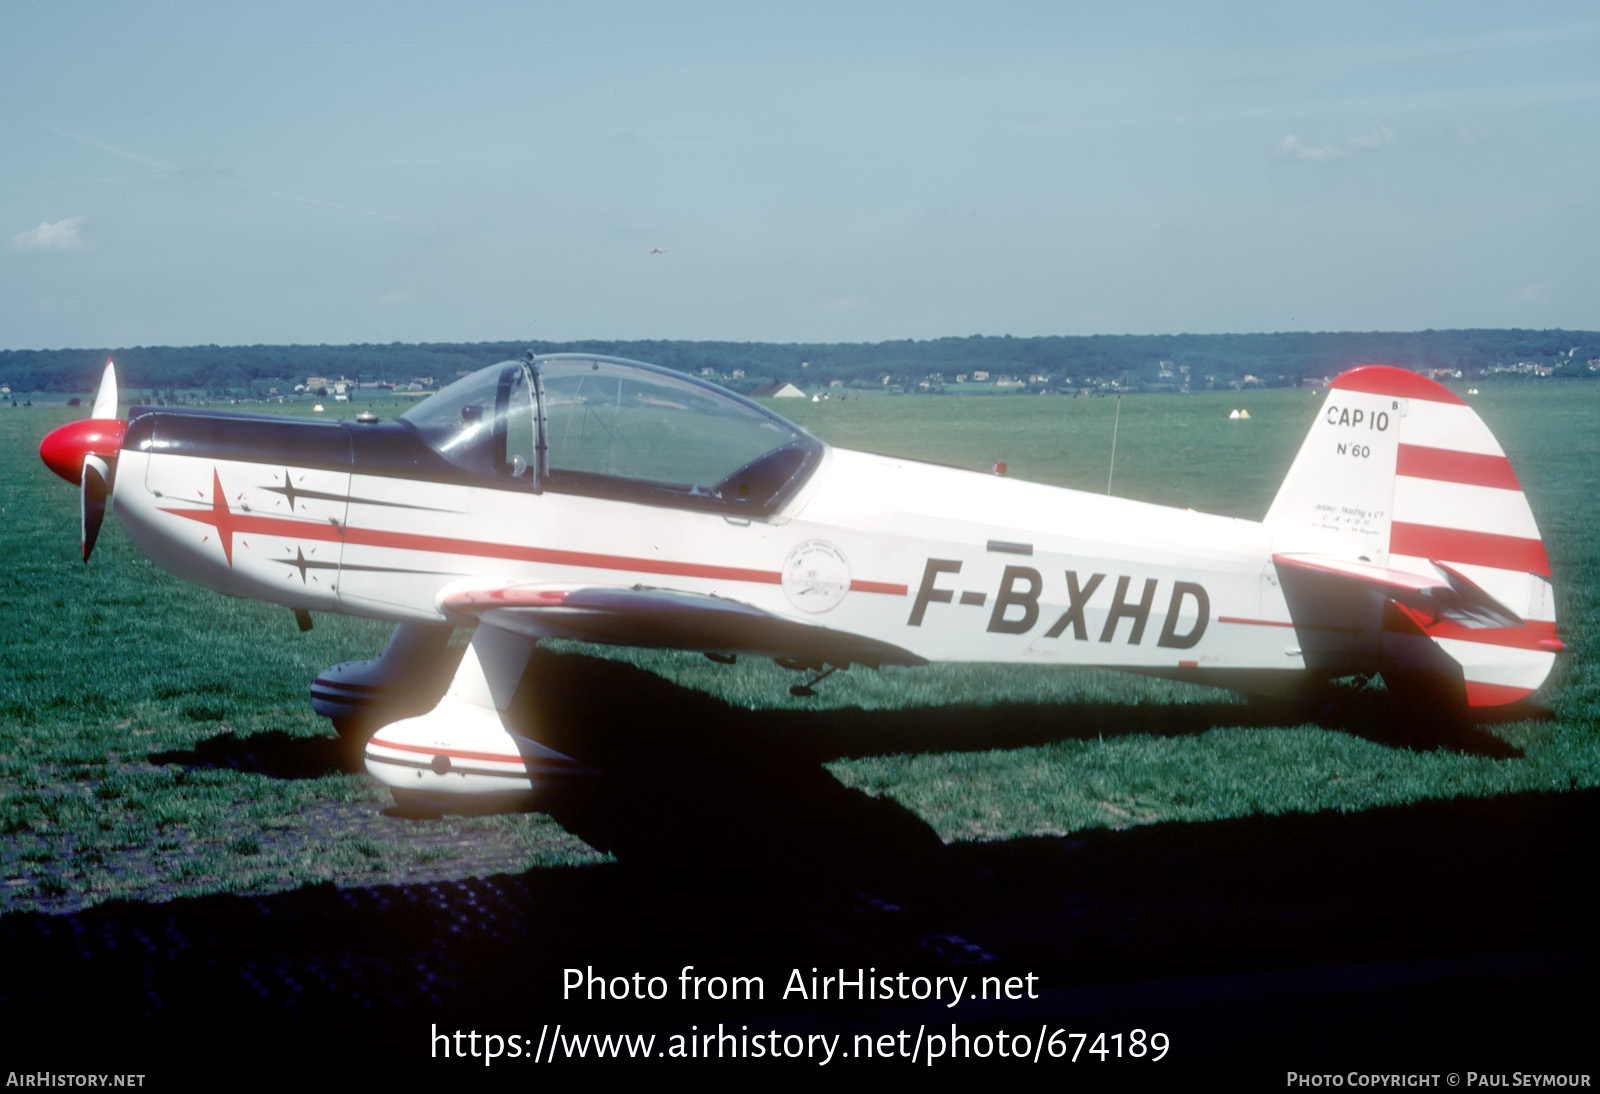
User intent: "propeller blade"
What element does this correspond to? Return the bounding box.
[91,359,118,421]
[81,454,111,562]
[40,358,125,560]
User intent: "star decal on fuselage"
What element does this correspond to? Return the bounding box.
[280,546,337,583]
[262,468,323,511]
[274,545,459,585]
[162,466,467,571]
[166,468,246,565]
[160,465,773,592]
[261,468,457,514]
[162,467,334,567]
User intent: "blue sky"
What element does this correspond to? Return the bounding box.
[4,1,1596,350]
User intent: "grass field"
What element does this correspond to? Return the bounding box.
[2,380,1595,913]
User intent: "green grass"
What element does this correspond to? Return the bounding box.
[2,380,1597,911]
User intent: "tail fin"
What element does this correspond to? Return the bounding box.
[1266,366,1560,707]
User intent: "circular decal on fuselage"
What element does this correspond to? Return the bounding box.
[782,540,851,613]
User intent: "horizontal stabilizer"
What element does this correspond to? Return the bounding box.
[1275,554,1525,631]
[1273,553,1561,707]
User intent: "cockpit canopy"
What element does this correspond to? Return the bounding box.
[400,354,823,516]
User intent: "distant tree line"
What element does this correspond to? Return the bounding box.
[4,329,1598,398]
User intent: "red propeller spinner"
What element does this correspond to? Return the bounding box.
[39,415,126,485]
[39,361,126,560]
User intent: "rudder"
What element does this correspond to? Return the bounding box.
[1266,366,1560,707]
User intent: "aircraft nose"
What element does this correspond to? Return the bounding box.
[40,417,127,485]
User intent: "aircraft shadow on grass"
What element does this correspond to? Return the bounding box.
[33,657,1588,1064]
[148,645,1534,874]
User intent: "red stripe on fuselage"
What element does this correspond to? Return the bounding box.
[849,579,908,595]
[1218,616,1294,628]
[161,496,909,595]
[1218,616,1361,634]
[1395,444,1521,490]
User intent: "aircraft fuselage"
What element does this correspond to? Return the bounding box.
[113,406,1291,678]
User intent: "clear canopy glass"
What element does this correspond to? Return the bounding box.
[400,354,821,514]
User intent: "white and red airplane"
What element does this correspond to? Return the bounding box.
[41,354,1561,807]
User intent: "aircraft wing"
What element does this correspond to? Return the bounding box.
[440,583,926,670]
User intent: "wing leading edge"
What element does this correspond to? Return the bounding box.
[440,582,926,671]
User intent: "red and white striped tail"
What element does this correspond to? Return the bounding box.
[1266,366,1560,707]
